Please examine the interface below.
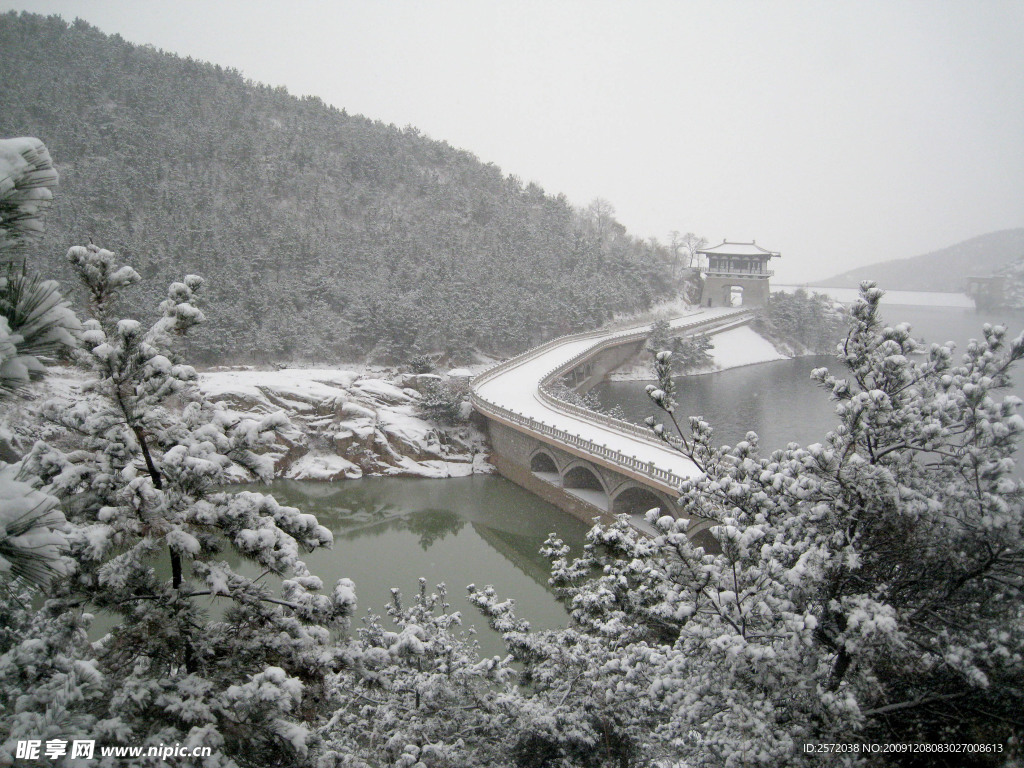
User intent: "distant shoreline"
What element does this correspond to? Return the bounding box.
[774,284,974,308]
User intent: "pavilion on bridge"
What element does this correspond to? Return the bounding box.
[697,240,779,307]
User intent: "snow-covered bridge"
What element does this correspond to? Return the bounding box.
[470,307,753,540]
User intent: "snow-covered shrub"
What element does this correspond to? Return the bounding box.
[637,283,1023,762]
[418,376,470,425]
[4,244,357,766]
[469,583,658,767]
[646,318,714,373]
[407,354,436,374]
[545,381,627,421]
[320,580,515,767]
[476,283,1024,767]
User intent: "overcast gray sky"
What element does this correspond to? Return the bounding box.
[3,0,1023,282]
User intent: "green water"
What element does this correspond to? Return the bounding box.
[244,475,591,657]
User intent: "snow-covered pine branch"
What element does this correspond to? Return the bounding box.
[0,137,78,596]
[6,244,357,766]
[610,280,1024,763]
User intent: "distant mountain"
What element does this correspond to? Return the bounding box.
[815,229,1024,293]
[0,12,684,364]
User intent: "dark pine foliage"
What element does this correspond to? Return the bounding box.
[753,288,846,355]
[0,12,682,363]
[646,318,714,372]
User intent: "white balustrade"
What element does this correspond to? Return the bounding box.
[470,308,753,490]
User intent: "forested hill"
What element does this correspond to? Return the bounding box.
[814,228,1024,293]
[0,12,682,363]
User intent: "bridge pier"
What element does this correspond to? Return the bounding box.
[486,420,719,550]
[472,308,749,552]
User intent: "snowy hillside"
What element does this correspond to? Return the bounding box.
[0,12,682,364]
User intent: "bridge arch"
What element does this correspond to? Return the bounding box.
[610,483,675,519]
[529,449,560,475]
[684,516,722,554]
[560,461,611,511]
[561,461,609,494]
[690,528,721,553]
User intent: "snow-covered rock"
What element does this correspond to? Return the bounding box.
[0,366,491,483]
[196,368,491,481]
[286,453,363,481]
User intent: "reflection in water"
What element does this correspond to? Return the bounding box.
[471,522,562,590]
[245,476,591,657]
[90,476,585,658]
[403,509,466,550]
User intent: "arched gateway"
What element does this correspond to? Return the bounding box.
[699,240,779,308]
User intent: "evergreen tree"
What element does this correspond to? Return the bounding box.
[320,580,516,767]
[0,12,685,364]
[0,137,78,596]
[646,319,714,374]
[476,283,1024,766]
[754,288,846,355]
[5,244,356,766]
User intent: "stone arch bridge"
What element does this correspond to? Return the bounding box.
[470,308,753,546]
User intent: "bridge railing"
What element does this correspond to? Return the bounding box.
[535,310,753,445]
[539,309,752,392]
[471,323,627,389]
[468,390,694,489]
[469,308,753,490]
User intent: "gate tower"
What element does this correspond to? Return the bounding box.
[698,240,779,308]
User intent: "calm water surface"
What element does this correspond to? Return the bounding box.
[594,303,1024,452]
[252,475,590,657]
[137,303,1024,655]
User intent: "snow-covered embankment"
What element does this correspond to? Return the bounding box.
[607,324,788,381]
[1,367,491,482]
[198,368,491,481]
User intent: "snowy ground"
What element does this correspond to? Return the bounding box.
[0,366,492,483]
[608,324,788,381]
[699,325,788,369]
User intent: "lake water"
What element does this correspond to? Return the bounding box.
[594,302,1024,452]
[250,475,590,657]
[227,300,1024,656]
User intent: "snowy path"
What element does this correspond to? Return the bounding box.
[471,307,751,491]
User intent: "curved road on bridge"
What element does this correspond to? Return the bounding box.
[471,307,752,495]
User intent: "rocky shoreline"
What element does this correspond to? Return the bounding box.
[1,366,493,482]
[199,368,492,481]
